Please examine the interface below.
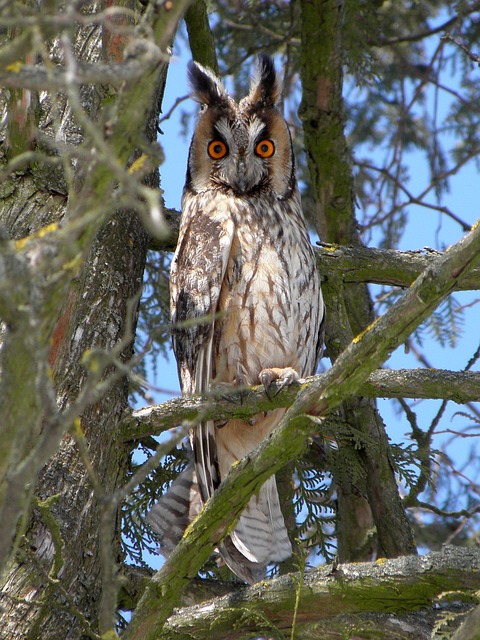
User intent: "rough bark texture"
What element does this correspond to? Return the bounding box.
[155,546,480,639]
[0,213,148,640]
[0,1,189,637]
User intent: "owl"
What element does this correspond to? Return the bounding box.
[148,55,325,583]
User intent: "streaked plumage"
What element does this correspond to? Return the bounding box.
[148,55,324,583]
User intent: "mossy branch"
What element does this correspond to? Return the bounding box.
[122,368,480,442]
[316,242,480,291]
[184,0,219,73]
[124,218,480,639]
[154,546,480,639]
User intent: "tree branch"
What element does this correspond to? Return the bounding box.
[184,0,219,73]
[316,243,480,290]
[155,546,480,639]
[118,565,235,613]
[0,58,168,91]
[122,368,480,442]
[441,31,480,65]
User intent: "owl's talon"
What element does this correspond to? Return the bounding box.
[259,369,275,388]
[259,367,300,399]
[263,384,274,403]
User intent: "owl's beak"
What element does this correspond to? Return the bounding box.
[233,158,248,194]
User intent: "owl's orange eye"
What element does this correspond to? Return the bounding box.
[255,139,275,158]
[208,140,228,159]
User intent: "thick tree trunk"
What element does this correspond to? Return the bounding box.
[0,1,187,636]
[299,0,416,560]
[1,212,148,639]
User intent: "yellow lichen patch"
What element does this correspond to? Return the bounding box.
[128,154,148,174]
[62,254,82,273]
[352,317,380,343]
[5,61,23,73]
[72,417,84,437]
[183,502,208,538]
[15,222,59,249]
[375,557,387,565]
[101,630,120,640]
[81,349,103,374]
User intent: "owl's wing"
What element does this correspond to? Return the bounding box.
[171,211,235,502]
[314,305,326,371]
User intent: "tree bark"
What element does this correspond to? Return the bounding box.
[0,1,189,637]
[316,243,480,290]
[152,546,480,640]
[299,0,416,560]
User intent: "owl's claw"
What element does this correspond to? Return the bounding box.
[259,367,300,400]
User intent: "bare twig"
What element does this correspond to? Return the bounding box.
[441,31,480,65]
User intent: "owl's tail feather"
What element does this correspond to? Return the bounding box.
[219,539,268,584]
[230,475,292,565]
[147,466,202,557]
[148,468,291,584]
[219,476,291,583]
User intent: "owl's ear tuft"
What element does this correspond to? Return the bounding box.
[188,61,228,107]
[248,54,281,107]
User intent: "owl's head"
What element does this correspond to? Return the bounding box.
[185,55,295,199]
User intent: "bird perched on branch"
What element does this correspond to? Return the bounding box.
[148,55,324,583]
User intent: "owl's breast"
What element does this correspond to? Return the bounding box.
[214,215,320,386]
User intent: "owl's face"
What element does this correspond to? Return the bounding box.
[185,56,295,199]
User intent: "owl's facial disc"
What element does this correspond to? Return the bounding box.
[186,62,295,199]
[208,117,274,195]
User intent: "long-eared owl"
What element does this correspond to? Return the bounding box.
[148,55,325,583]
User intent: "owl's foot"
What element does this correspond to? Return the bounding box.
[259,367,300,400]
